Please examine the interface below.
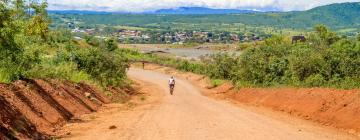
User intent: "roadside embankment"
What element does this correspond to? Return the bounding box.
[222,86,360,134]
[137,63,360,135]
[0,79,133,140]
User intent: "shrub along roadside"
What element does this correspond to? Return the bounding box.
[25,40,130,88]
[73,47,129,87]
[121,25,360,89]
[0,1,130,88]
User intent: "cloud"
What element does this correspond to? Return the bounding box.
[47,0,359,12]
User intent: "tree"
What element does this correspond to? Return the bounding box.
[26,1,50,41]
[0,0,23,62]
[105,38,118,51]
[85,35,100,47]
[0,0,47,82]
[265,35,285,46]
[314,25,340,46]
[13,0,27,18]
[0,0,29,82]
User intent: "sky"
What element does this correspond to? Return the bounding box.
[47,0,360,12]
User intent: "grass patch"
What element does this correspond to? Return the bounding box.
[0,68,15,84]
[210,79,225,87]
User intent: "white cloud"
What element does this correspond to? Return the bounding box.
[47,0,360,12]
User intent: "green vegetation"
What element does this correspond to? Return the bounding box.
[0,0,46,83]
[234,26,359,89]
[1,1,359,90]
[72,47,128,86]
[123,25,360,89]
[50,2,360,36]
[210,79,225,88]
[0,1,129,87]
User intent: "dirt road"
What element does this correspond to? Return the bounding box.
[60,68,357,140]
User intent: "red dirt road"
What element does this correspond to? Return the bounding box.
[60,68,358,140]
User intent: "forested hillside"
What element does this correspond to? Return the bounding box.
[50,2,360,33]
[281,2,360,28]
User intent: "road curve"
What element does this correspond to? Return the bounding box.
[126,68,355,140]
[61,68,357,140]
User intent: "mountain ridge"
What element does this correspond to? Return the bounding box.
[49,2,360,31]
[147,7,263,14]
[48,2,359,15]
[48,7,267,15]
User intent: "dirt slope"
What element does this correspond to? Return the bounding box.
[226,87,360,134]
[58,68,358,140]
[0,79,112,140]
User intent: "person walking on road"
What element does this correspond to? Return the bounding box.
[168,76,176,95]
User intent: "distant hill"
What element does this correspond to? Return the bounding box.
[280,2,360,28]
[49,7,261,15]
[50,2,360,31]
[147,7,260,14]
[49,10,112,14]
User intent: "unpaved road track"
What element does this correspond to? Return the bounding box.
[61,68,358,140]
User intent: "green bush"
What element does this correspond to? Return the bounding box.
[0,1,133,90]
[73,48,129,86]
[314,25,340,46]
[105,38,118,51]
[304,74,326,87]
[27,61,91,83]
[327,39,360,78]
[231,44,290,86]
[287,46,330,83]
[206,53,238,79]
[0,67,19,84]
[85,36,103,47]
[0,1,52,83]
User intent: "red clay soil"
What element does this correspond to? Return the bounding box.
[224,87,360,134]
[139,63,360,135]
[0,79,117,140]
[207,81,360,135]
